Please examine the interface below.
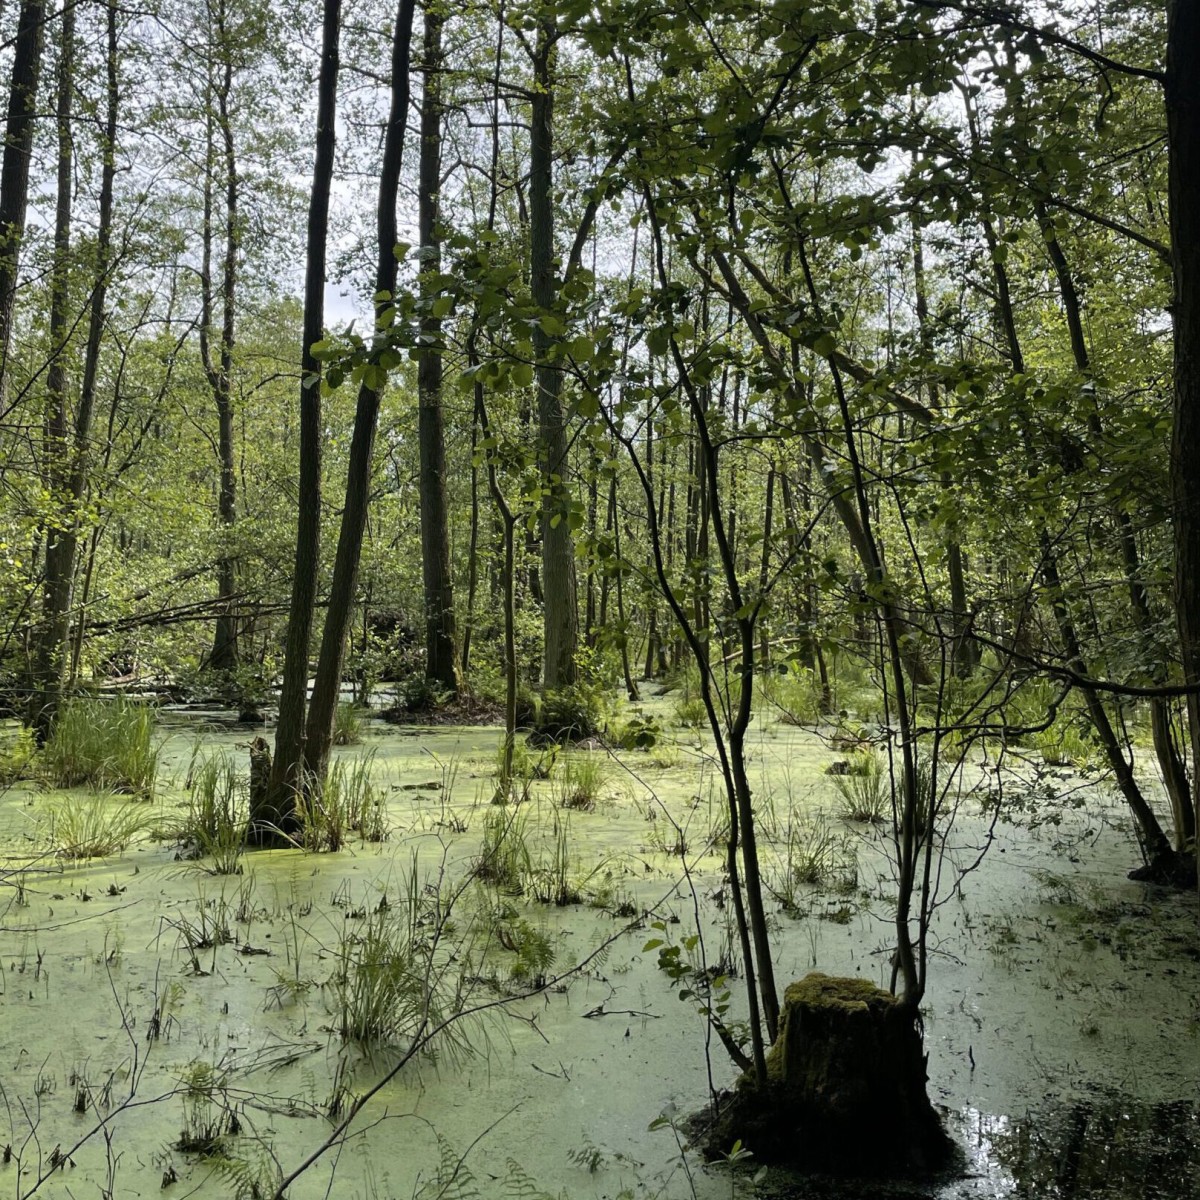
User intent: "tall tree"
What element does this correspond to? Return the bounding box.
[1167,0,1200,886]
[0,0,45,405]
[32,0,119,739]
[528,16,578,689]
[416,0,458,694]
[199,0,243,678]
[302,0,417,785]
[260,0,344,834]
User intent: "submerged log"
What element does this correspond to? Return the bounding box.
[703,973,953,1175]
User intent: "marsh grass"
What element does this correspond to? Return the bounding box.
[333,701,365,746]
[554,750,610,811]
[181,752,246,874]
[42,697,159,796]
[48,791,147,858]
[327,864,466,1049]
[297,752,387,850]
[832,750,888,823]
[474,806,532,893]
[0,724,36,783]
[773,814,858,912]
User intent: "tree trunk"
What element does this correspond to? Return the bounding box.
[303,0,416,785]
[0,0,44,405]
[32,0,117,740]
[260,0,342,838]
[1166,0,1200,887]
[31,5,75,740]
[200,9,240,678]
[416,2,457,695]
[529,21,578,689]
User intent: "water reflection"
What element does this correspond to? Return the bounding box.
[973,1095,1200,1199]
[755,1095,1200,1199]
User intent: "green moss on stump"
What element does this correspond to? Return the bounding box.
[703,973,953,1176]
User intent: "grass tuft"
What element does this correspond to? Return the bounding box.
[42,697,159,797]
[48,791,146,859]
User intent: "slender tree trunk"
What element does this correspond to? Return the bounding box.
[416,2,457,694]
[303,0,416,784]
[913,222,976,676]
[260,0,342,836]
[1166,2,1200,884]
[977,197,1173,866]
[31,6,74,739]
[0,0,43,405]
[530,20,578,689]
[1041,207,1195,852]
[200,13,240,678]
[33,1,117,739]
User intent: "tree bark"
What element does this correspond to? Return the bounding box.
[260,0,343,837]
[416,2,458,695]
[303,0,416,784]
[32,0,117,740]
[1166,0,1200,885]
[200,5,241,677]
[0,0,44,405]
[530,20,578,689]
[31,4,74,740]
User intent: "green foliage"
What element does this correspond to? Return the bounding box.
[42,698,159,797]
[613,710,662,749]
[500,918,556,982]
[47,791,147,859]
[176,1059,236,1156]
[0,724,36,783]
[761,666,823,725]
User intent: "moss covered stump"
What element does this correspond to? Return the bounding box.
[703,973,952,1175]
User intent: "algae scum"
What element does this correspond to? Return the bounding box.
[0,705,1196,1199]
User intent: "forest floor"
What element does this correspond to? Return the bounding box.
[0,699,1196,1199]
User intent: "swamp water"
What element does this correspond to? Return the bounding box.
[0,707,1196,1198]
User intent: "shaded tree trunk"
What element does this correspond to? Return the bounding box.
[32,0,117,740]
[0,0,44,405]
[530,20,578,689]
[416,2,457,695]
[303,0,416,784]
[1166,0,1200,886]
[32,5,75,740]
[200,8,241,677]
[260,0,342,837]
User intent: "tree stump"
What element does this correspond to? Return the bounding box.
[703,973,953,1175]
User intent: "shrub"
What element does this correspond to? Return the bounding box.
[43,697,159,797]
[531,683,607,744]
[761,665,823,725]
[614,711,662,750]
[0,724,36,783]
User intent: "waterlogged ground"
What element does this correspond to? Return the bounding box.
[0,699,1197,1199]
